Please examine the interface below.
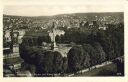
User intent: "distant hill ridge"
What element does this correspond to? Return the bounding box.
[3,12,123,19]
[3,12,124,30]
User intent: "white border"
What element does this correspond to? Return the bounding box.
[0,0,128,82]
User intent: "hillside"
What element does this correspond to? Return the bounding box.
[3,12,124,30]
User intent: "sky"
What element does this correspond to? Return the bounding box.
[3,0,124,16]
[3,0,123,4]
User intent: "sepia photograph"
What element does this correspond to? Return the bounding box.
[3,4,124,77]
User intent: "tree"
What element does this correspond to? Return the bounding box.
[67,46,85,73]
[82,44,98,66]
[37,51,54,75]
[96,30,115,60]
[35,53,45,76]
[62,57,68,74]
[36,51,63,76]
[21,62,36,76]
[81,50,90,69]
[96,23,124,60]
[19,42,44,65]
[53,51,63,73]
[91,42,106,64]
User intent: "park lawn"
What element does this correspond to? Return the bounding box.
[73,63,117,77]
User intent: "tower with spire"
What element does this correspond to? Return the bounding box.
[50,22,58,50]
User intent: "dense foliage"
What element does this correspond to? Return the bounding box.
[19,22,124,76]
